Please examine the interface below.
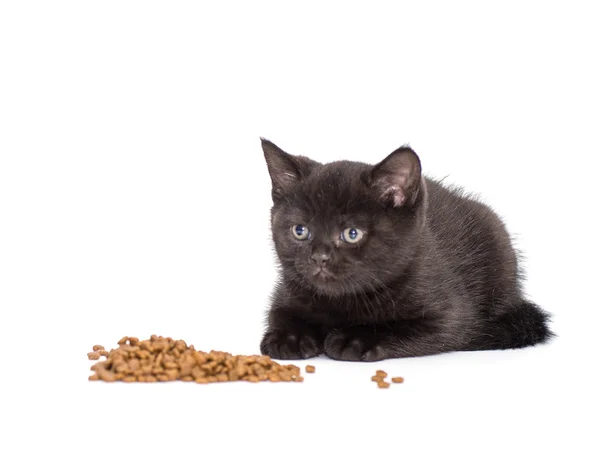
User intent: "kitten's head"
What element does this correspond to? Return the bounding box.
[261,138,427,297]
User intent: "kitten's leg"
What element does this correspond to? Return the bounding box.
[324,322,455,362]
[260,308,324,360]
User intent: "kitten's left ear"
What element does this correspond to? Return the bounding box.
[369,146,422,208]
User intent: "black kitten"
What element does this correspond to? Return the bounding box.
[259,138,553,361]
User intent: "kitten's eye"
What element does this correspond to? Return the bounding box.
[292,224,310,240]
[341,227,364,243]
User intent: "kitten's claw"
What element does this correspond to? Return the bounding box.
[324,330,389,362]
[260,330,322,360]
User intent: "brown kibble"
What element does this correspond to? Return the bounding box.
[228,370,239,381]
[180,363,193,377]
[165,369,179,381]
[377,381,390,389]
[375,370,387,378]
[87,335,305,385]
[392,377,405,384]
[371,375,384,382]
[99,370,116,382]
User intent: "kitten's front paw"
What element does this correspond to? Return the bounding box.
[260,330,322,360]
[324,329,389,362]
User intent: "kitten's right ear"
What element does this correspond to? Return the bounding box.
[260,138,317,200]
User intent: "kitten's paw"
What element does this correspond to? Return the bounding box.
[324,330,389,362]
[260,330,322,360]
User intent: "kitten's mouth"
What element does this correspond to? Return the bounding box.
[311,267,335,279]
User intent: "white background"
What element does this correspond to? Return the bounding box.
[1,1,599,453]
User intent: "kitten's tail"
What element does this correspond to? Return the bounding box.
[476,300,554,350]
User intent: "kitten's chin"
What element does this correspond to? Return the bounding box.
[308,271,345,295]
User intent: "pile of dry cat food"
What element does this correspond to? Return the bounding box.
[88,335,405,387]
[371,369,404,388]
[87,335,304,383]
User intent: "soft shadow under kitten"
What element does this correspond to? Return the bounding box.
[259,138,553,361]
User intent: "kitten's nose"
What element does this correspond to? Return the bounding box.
[311,249,331,267]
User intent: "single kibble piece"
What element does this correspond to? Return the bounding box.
[128,337,139,346]
[377,381,390,389]
[92,345,104,352]
[305,365,316,373]
[392,377,405,384]
[375,370,387,378]
[87,352,101,360]
[371,375,384,382]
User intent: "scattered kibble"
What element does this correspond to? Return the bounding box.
[88,335,304,384]
[373,370,404,388]
[305,365,316,373]
[92,345,104,352]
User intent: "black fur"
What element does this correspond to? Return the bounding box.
[259,138,553,361]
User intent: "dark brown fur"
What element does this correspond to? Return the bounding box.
[259,138,553,361]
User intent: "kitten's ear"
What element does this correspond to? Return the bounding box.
[260,138,318,199]
[369,146,422,207]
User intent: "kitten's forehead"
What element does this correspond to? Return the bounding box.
[308,161,366,191]
[299,161,372,214]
